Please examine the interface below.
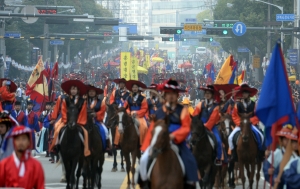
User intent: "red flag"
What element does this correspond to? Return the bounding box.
[26,56,49,103]
[51,62,59,80]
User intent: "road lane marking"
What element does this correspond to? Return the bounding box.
[120,165,138,189]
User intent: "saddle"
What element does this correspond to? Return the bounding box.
[146,144,185,180]
[58,125,85,146]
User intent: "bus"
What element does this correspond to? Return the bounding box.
[196,47,207,55]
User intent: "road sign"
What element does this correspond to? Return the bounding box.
[4,32,21,38]
[232,22,247,36]
[174,34,181,41]
[288,49,298,65]
[210,41,220,46]
[276,14,295,21]
[185,18,197,23]
[184,24,202,31]
[238,47,250,53]
[50,40,64,45]
[252,55,260,68]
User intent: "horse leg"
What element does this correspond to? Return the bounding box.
[214,167,220,189]
[234,162,239,184]
[202,164,211,184]
[130,151,137,188]
[256,161,262,189]
[120,150,125,171]
[111,145,118,172]
[239,162,245,189]
[249,162,256,189]
[98,158,104,189]
[124,152,131,189]
[91,159,96,189]
[64,160,71,189]
[70,159,78,189]
[221,165,227,189]
[76,157,83,189]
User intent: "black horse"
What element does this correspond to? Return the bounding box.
[82,108,105,189]
[59,98,84,189]
[105,103,125,172]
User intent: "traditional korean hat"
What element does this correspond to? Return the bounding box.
[158,79,186,93]
[113,78,127,84]
[125,80,147,91]
[147,83,158,90]
[235,83,258,98]
[276,124,293,138]
[286,127,298,141]
[0,111,19,126]
[86,84,104,95]
[61,79,87,96]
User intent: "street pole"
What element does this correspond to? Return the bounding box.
[43,22,49,62]
[266,1,271,60]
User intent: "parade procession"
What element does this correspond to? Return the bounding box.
[1,0,300,189]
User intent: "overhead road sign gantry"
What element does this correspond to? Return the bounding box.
[232,22,247,36]
[184,24,202,31]
[160,27,183,34]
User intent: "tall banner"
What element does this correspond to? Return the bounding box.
[120,52,131,80]
[131,57,138,80]
[145,54,150,68]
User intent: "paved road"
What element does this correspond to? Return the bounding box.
[37,151,269,189]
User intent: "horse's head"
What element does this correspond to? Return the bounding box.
[117,107,128,134]
[239,112,252,142]
[150,117,170,159]
[106,103,118,128]
[219,113,231,137]
[67,106,79,130]
[190,116,206,146]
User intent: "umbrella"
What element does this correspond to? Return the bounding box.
[137,66,148,74]
[178,61,193,69]
[104,62,119,66]
[213,84,238,100]
[151,57,164,62]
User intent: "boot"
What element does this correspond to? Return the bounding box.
[106,139,112,156]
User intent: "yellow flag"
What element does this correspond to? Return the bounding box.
[120,52,131,80]
[215,55,234,84]
[145,54,150,68]
[131,57,138,80]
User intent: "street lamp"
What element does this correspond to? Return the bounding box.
[254,0,284,50]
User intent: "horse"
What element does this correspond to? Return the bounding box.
[237,113,261,189]
[214,112,231,189]
[117,107,141,189]
[190,116,216,189]
[105,103,125,172]
[59,103,84,189]
[149,117,184,189]
[82,108,105,189]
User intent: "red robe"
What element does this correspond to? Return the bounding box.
[0,153,45,189]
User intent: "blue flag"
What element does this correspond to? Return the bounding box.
[256,43,297,147]
[228,65,237,84]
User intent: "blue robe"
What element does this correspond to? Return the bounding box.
[283,157,300,189]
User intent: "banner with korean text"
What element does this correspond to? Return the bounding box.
[120,52,131,80]
[131,57,138,80]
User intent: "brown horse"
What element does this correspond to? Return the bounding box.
[214,112,230,189]
[117,107,141,189]
[190,116,216,189]
[82,108,105,189]
[105,103,125,172]
[149,117,184,189]
[237,113,261,189]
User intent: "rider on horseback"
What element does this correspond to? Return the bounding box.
[122,80,148,146]
[146,84,163,120]
[193,85,222,166]
[228,84,264,160]
[86,84,112,155]
[110,78,130,148]
[139,79,198,189]
[60,80,91,157]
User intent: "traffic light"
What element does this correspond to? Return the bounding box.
[206,28,229,35]
[160,27,183,34]
[162,37,174,41]
[200,37,213,42]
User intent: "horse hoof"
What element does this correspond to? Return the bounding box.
[111,167,118,172]
[60,178,66,183]
[121,168,125,172]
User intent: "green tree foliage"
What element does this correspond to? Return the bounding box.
[5,0,116,66]
[212,0,293,58]
[196,9,213,22]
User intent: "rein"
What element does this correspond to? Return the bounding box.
[191,131,206,143]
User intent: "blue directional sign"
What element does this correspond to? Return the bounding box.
[112,23,137,34]
[238,47,250,53]
[174,34,181,41]
[276,14,294,21]
[185,18,197,23]
[232,22,247,36]
[288,49,298,65]
[4,32,21,38]
[50,40,64,45]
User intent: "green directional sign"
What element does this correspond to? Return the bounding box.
[214,23,234,28]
